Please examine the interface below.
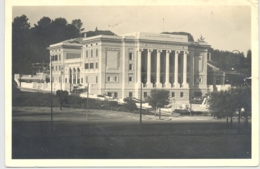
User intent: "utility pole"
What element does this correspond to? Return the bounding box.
[140,82,142,131]
[50,55,53,132]
[86,82,89,120]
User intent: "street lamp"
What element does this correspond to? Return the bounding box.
[50,55,53,131]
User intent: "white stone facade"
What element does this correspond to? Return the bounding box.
[47,32,211,104]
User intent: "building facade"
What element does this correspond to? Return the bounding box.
[48,32,210,105]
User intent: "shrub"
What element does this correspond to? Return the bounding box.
[122,99,137,112]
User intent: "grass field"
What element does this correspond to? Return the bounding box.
[12,107,251,159]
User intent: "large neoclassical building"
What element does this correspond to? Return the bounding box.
[48,32,210,105]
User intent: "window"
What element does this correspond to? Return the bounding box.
[90,63,94,69]
[81,78,83,83]
[172,92,175,97]
[91,50,93,57]
[107,92,112,97]
[59,65,60,70]
[85,63,89,69]
[180,92,184,97]
[96,76,98,83]
[144,92,147,98]
[114,92,118,98]
[129,76,133,82]
[107,76,111,81]
[129,53,133,60]
[194,92,202,97]
[194,77,202,83]
[129,64,133,70]
[96,62,98,69]
[86,76,88,83]
[96,49,98,57]
[65,78,67,83]
[216,77,221,84]
[114,77,118,81]
[86,51,88,57]
[129,92,133,97]
[55,55,58,61]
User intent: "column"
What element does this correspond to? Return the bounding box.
[165,50,171,88]
[182,51,188,88]
[75,68,78,84]
[146,49,152,87]
[156,50,162,88]
[174,50,180,88]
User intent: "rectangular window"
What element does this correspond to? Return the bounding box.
[86,76,88,83]
[199,78,202,83]
[129,92,133,97]
[129,53,133,60]
[96,62,98,69]
[114,77,118,81]
[216,77,221,84]
[180,92,184,97]
[81,78,83,83]
[108,92,112,97]
[55,55,58,61]
[90,63,94,69]
[91,50,93,57]
[129,76,133,82]
[59,65,60,70]
[107,76,111,82]
[65,78,67,83]
[96,76,98,83]
[86,51,88,57]
[96,49,98,57]
[194,92,202,97]
[85,63,89,69]
[129,64,133,70]
[144,92,147,98]
[114,92,118,98]
[172,92,175,97]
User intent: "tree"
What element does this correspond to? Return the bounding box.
[147,89,170,119]
[123,97,137,111]
[72,19,84,32]
[56,90,69,110]
[36,16,52,28]
[208,87,251,129]
[197,35,205,42]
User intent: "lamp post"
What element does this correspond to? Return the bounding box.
[59,66,63,110]
[140,81,142,131]
[50,55,53,131]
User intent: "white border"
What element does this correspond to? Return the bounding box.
[5,0,259,167]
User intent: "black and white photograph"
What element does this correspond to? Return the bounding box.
[5,0,259,167]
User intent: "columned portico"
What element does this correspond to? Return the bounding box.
[156,50,162,88]
[174,50,180,88]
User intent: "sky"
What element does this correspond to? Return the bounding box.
[12,5,251,55]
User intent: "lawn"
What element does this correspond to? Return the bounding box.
[12,107,251,159]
